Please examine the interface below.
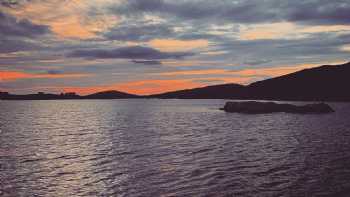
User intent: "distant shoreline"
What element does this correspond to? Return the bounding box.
[1,97,350,103]
[2,62,350,102]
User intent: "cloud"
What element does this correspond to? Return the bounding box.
[46,69,64,75]
[131,60,162,65]
[244,59,272,66]
[286,1,350,25]
[211,32,350,67]
[340,44,350,52]
[113,0,350,25]
[0,70,90,81]
[104,23,174,41]
[0,11,49,38]
[113,0,276,23]
[0,38,39,53]
[2,0,118,39]
[149,39,208,52]
[0,11,49,54]
[157,69,229,76]
[68,46,195,60]
[0,0,24,7]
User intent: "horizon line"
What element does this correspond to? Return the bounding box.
[1,61,349,97]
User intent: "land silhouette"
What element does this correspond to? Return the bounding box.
[1,62,350,101]
[221,101,334,114]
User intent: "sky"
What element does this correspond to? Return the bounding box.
[0,0,349,95]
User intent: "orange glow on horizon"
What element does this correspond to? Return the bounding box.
[4,62,346,95]
[0,71,90,81]
[63,79,201,95]
[48,62,344,95]
[232,62,345,77]
[62,76,256,96]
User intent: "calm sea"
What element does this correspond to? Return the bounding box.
[1,100,350,197]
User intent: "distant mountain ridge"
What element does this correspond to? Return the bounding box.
[245,62,350,101]
[148,84,245,99]
[1,61,350,101]
[84,90,139,99]
[0,91,139,100]
[148,61,350,101]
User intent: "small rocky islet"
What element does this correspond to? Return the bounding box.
[221,101,334,114]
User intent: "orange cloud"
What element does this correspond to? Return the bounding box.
[341,45,350,52]
[239,23,296,40]
[5,0,118,39]
[0,71,30,81]
[149,39,208,52]
[301,25,350,34]
[232,61,346,77]
[49,15,97,39]
[239,22,350,40]
[233,66,309,77]
[0,71,90,81]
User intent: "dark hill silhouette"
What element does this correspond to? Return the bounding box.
[0,91,138,100]
[149,62,350,101]
[148,84,245,99]
[84,90,139,99]
[245,62,350,101]
[1,61,350,101]
[0,92,81,100]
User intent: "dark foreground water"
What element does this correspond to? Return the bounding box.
[1,100,350,197]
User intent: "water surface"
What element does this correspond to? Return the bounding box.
[1,100,350,196]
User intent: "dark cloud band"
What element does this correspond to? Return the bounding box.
[68,46,195,60]
[0,11,50,38]
[113,0,350,25]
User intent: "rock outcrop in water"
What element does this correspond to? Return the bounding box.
[222,101,334,114]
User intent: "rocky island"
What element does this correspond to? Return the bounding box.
[221,101,334,114]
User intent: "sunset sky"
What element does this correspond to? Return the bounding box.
[0,0,349,95]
